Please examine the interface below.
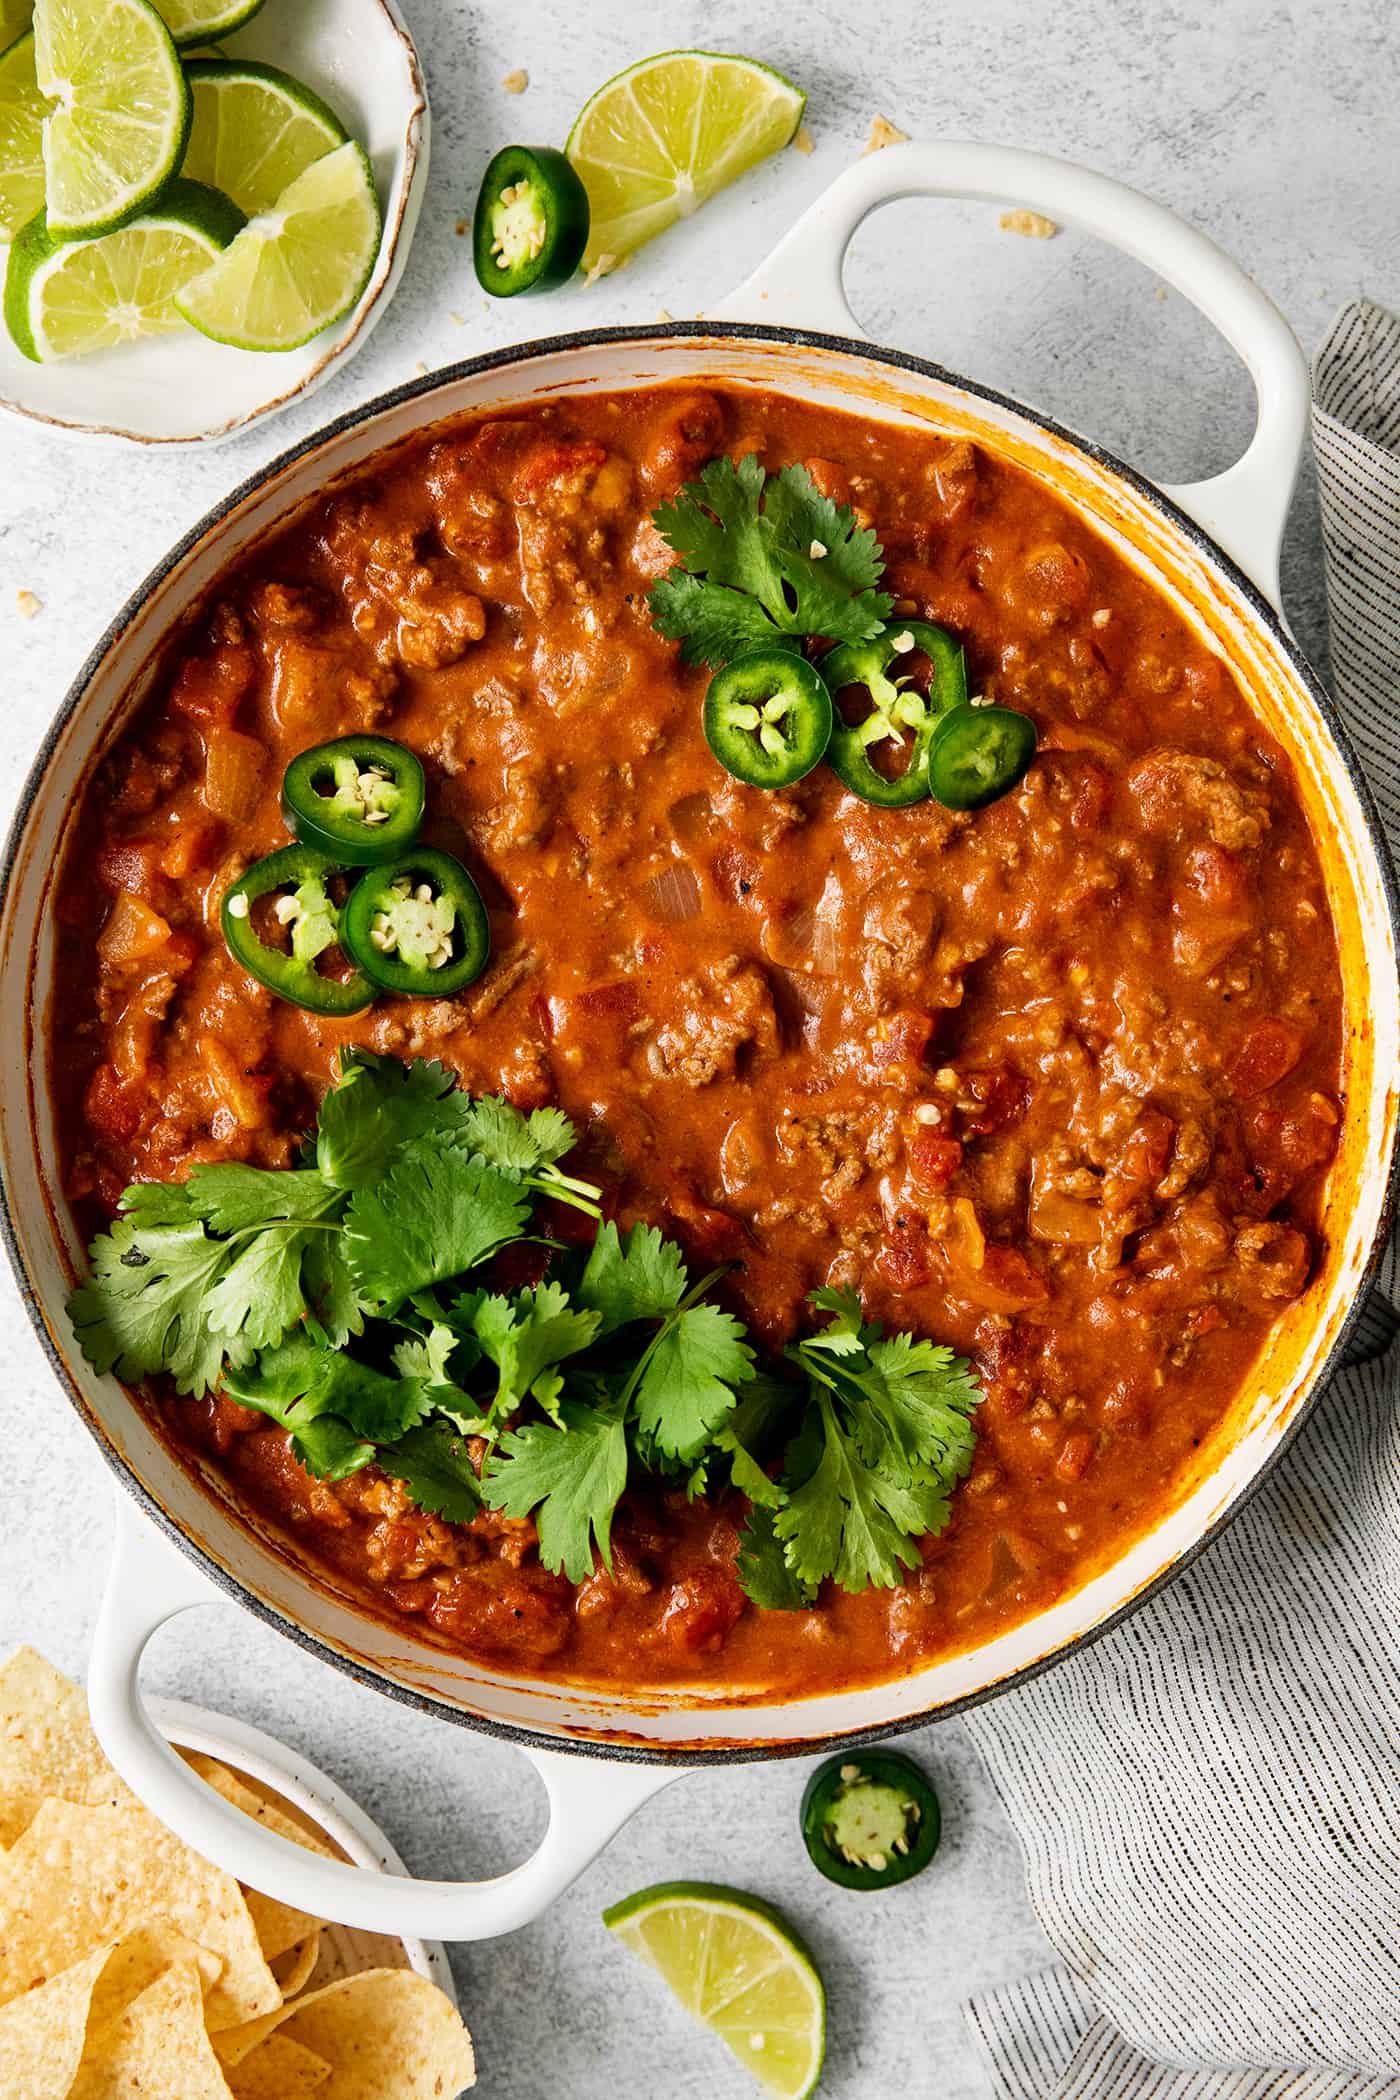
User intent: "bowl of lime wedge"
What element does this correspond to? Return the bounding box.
[0,0,427,443]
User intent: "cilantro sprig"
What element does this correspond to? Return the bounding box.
[646,454,893,669]
[68,1056,981,1610]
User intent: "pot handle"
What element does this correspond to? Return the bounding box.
[87,1501,680,1940]
[715,139,1309,608]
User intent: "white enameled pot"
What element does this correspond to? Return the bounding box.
[2,143,1396,1941]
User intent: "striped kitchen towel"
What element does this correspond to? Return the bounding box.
[960,298,1400,2099]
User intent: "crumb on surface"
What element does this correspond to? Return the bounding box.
[656,307,674,323]
[15,589,41,620]
[864,115,909,154]
[793,123,815,155]
[999,208,1059,239]
[1155,284,1169,300]
[455,219,468,236]
[449,310,464,325]
[413,360,428,376]
[502,67,528,93]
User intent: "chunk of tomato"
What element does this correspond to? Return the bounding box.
[1229,1019,1306,1099]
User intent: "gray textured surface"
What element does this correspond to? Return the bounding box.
[1,2,1396,2093]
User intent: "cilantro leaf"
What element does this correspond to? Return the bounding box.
[68,1218,247,1398]
[303,1232,362,1349]
[715,1427,781,1507]
[772,1297,983,1593]
[483,1393,629,1582]
[225,1333,429,1444]
[344,1138,530,1314]
[378,1419,484,1522]
[711,1373,795,1508]
[849,1332,981,1481]
[577,1221,688,1336]
[467,1281,601,1420]
[121,1180,197,1228]
[774,1389,945,1592]
[645,572,795,670]
[455,1097,574,1175]
[315,1051,474,1190]
[183,1164,339,1235]
[452,1096,601,1217]
[133,1166,347,1355]
[392,1320,465,1385]
[222,1337,378,1481]
[633,1302,754,1462]
[800,1285,868,1356]
[282,1411,377,1481]
[736,1504,816,1611]
[646,454,893,668]
[204,1227,323,1352]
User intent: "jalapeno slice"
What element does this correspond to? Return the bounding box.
[800,1750,942,1891]
[823,620,967,807]
[341,847,491,997]
[282,735,426,866]
[927,703,1038,811]
[702,646,833,790]
[221,844,374,1016]
[473,144,591,296]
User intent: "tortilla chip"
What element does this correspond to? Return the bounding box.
[69,1959,236,2099]
[182,1756,339,1861]
[86,1924,222,2022]
[272,1932,321,2001]
[180,1755,331,1962]
[0,1802,279,2031]
[229,2031,331,2097]
[0,1943,110,2097]
[182,1760,323,1962]
[219,1971,475,2095]
[0,1928,220,2099]
[0,1651,136,1846]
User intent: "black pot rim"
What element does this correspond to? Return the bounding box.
[3,319,1396,1769]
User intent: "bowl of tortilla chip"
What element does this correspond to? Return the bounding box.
[0,1647,476,2098]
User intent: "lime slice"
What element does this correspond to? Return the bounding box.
[0,3,33,48]
[566,49,804,275]
[603,1882,826,2099]
[4,176,243,358]
[152,0,264,45]
[0,29,45,239]
[175,137,379,350]
[182,58,346,216]
[35,0,191,240]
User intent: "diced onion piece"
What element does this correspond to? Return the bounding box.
[946,1197,1050,1313]
[641,860,702,922]
[96,891,173,967]
[200,1034,269,1129]
[1028,1183,1101,1246]
[203,726,268,822]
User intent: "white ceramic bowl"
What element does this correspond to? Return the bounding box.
[1,145,1395,1942]
[0,0,428,445]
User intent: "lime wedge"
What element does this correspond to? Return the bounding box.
[567,49,805,275]
[0,3,33,48]
[0,29,45,239]
[35,0,190,240]
[152,0,264,45]
[182,58,346,216]
[175,137,379,350]
[5,177,243,359]
[603,1882,826,2100]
